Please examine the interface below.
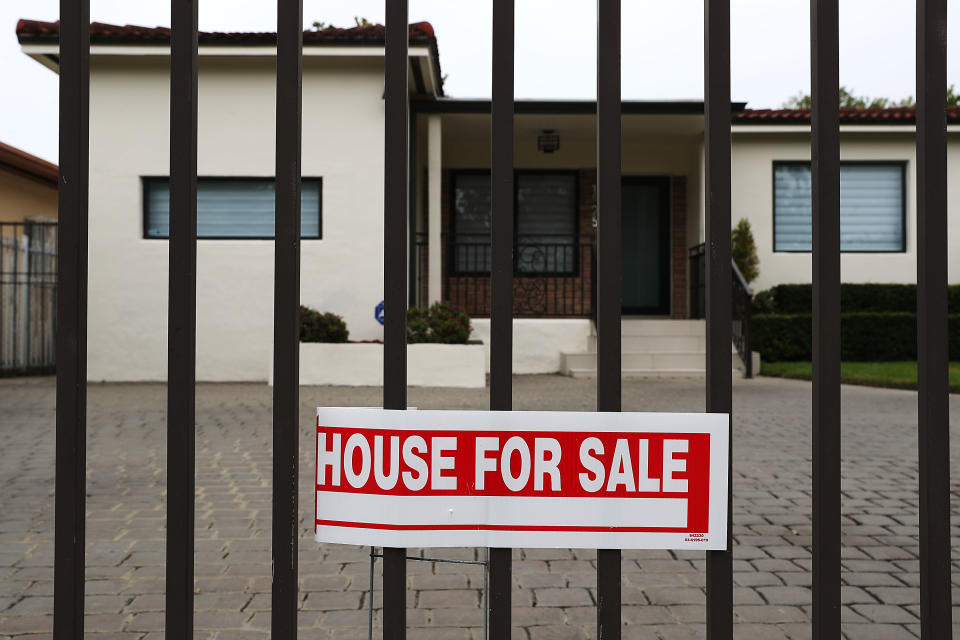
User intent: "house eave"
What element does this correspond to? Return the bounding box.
[412,99,749,115]
[732,124,960,134]
[20,43,442,97]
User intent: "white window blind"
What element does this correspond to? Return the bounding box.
[774,164,904,252]
[145,178,322,239]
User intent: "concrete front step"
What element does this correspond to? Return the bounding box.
[566,367,742,379]
[587,334,706,352]
[563,351,712,371]
[619,318,705,336]
[561,319,746,378]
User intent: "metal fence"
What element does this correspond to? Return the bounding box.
[0,222,56,375]
[53,1,953,640]
[689,242,753,378]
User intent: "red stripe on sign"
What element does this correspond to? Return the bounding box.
[316,425,711,532]
[316,519,692,533]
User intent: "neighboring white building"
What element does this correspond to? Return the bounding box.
[17,19,960,382]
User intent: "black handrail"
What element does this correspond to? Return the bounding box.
[731,258,754,378]
[689,242,753,378]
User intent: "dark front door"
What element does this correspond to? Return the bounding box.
[621,177,671,315]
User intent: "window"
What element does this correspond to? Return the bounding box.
[451,173,492,273]
[450,171,578,274]
[144,177,322,239]
[516,173,577,273]
[773,162,905,252]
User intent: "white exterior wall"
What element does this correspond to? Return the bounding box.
[731,128,960,292]
[88,56,387,381]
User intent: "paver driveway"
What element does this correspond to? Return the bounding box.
[0,375,958,639]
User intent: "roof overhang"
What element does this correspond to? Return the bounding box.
[412,99,748,115]
[0,141,58,186]
[17,19,445,97]
[732,124,960,134]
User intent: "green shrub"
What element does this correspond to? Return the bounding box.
[754,283,960,315]
[731,219,760,284]
[406,302,471,344]
[752,288,778,314]
[752,314,812,362]
[429,301,472,343]
[299,306,349,343]
[759,285,812,314]
[841,313,917,361]
[753,312,960,362]
[406,307,432,344]
[841,284,917,312]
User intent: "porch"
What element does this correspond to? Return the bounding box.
[406,101,754,375]
[408,101,727,321]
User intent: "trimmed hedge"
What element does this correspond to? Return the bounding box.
[754,312,960,362]
[753,283,960,315]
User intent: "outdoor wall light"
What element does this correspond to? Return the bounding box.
[537,129,560,154]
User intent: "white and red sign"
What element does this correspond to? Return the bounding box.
[315,408,729,550]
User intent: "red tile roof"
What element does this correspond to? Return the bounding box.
[0,141,57,185]
[17,18,436,45]
[17,19,444,94]
[736,106,960,125]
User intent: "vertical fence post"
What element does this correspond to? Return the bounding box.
[384,1,409,637]
[489,0,515,636]
[810,1,841,638]
[704,0,733,638]
[54,1,89,637]
[596,1,621,638]
[271,0,303,637]
[165,0,199,637]
[916,0,952,636]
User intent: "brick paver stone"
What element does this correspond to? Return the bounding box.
[0,376,958,639]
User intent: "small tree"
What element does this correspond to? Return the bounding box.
[781,84,960,109]
[732,219,759,284]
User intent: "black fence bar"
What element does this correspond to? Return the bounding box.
[271,0,303,637]
[688,244,705,320]
[916,0,952,636]
[408,114,418,308]
[165,0,199,637]
[704,0,733,637]
[383,0,409,637]
[490,0,514,414]
[489,0,515,635]
[810,0,841,637]
[53,0,89,636]
[596,1,621,638]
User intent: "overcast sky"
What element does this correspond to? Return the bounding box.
[3,0,959,163]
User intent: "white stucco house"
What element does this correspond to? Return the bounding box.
[16,18,960,382]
